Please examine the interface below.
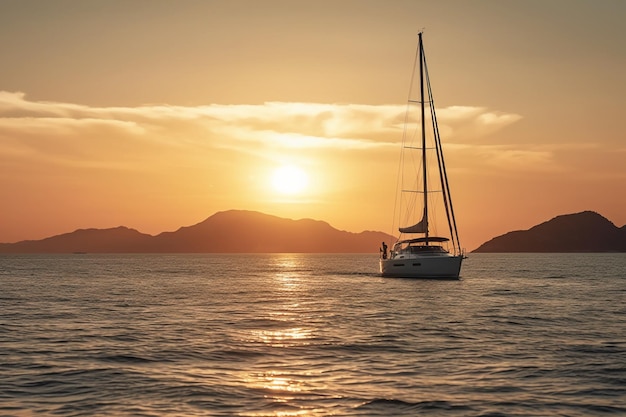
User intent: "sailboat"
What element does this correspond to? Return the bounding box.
[379,32,465,279]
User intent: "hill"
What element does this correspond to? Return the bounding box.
[473,211,626,252]
[0,210,394,254]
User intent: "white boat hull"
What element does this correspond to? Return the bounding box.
[380,254,463,279]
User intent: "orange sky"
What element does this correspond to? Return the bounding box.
[1,0,625,251]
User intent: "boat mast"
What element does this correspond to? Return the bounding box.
[418,32,429,244]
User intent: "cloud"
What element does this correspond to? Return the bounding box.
[0,91,523,171]
[447,142,626,178]
[435,106,523,141]
[479,146,556,170]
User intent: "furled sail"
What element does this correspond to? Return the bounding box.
[399,209,428,234]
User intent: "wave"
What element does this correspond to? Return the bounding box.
[356,398,474,413]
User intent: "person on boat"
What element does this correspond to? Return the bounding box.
[380,242,388,259]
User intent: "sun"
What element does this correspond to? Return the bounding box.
[272,165,309,194]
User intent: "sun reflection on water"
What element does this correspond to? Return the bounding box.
[252,328,312,347]
[238,255,328,416]
[252,372,304,393]
[271,256,306,289]
[241,370,329,417]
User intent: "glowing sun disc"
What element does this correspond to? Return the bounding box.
[272,165,309,194]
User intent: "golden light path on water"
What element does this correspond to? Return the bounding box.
[240,256,329,417]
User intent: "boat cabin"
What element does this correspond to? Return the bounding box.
[391,237,452,258]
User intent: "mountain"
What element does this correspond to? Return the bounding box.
[0,210,394,254]
[0,226,154,254]
[473,211,626,252]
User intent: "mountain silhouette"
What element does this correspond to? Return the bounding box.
[473,211,626,252]
[0,210,394,254]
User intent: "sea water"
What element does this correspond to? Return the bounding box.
[0,253,624,416]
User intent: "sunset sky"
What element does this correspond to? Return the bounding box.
[1,0,625,251]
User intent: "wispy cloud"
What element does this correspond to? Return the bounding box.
[0,91,532,179]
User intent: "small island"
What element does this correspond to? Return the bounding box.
[473,211,626,253]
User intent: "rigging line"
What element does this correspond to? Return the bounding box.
[423,55,454,247]
[391,35,422,240]
[419,32,429,242]
[401,189,444,193]
[404,146,437,150]
[425,57,462,251]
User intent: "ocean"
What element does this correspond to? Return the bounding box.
[1,253,624,416]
